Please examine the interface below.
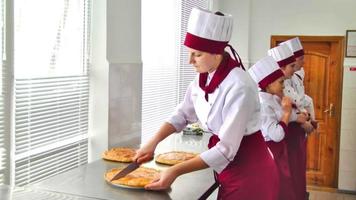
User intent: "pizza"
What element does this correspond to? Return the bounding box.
[155,151,198,165]
[102,147,136,162]
[105,166,159,188]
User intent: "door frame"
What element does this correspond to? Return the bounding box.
[271,35,345,188]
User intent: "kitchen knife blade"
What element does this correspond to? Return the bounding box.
[110,162,140,182]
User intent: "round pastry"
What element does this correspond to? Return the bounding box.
[105,166,159,188]
[155,151,198,165]
[102,147,136,162]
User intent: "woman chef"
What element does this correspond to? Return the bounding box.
[133,7,279,199]
[268,43,310,200]
[248,56,298,200]
[280,37,316,200]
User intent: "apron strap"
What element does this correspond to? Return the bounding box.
[198,172,220,200]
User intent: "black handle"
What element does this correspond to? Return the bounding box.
[197,181,219,200]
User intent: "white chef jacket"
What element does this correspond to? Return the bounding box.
[283,79,304,112]
[304,95,315,120]
[294,67,305,80]
[291,73,305,104]
[168,67,261,173]
[291,68,315,119]
[259,92,295,142]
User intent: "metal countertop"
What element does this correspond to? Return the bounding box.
[30,133,216,200]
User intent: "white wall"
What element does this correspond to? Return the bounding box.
[107,0,141,63]
[220,0,356,191]
[106,0,142,149]
[248,0,356,63]
[89,0,142,162]
[339,62,356,191]
[89,0,108,162]
[211,0,251,66]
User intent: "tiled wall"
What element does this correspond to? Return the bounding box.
[108,63,142,148]
[339,65,356,191]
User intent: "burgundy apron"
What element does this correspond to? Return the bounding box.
[208,131,279,200]
[285,122,307,200]
[266,140,296,200]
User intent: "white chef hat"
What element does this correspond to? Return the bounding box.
[184,7,233,54]
[267,43,296,68]
[248,56,284,90]
[280,37,304,58]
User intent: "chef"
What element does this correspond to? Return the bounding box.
[134,7,278,200]
[280,37,317,127]
[248,56,301,200]
[280,37,317,200]
[268,42,310,200]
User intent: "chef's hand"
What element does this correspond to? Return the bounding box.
[302,121,314,134]
[311,120,318,129]
[133,142,156,164]
[296,113,308,124]
[281,96,292,114]
[145,168,177,190]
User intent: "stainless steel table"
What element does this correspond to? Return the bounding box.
[0,185,96,200]
[32,133,217,200]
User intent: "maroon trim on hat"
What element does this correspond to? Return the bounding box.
[258,69,284,90]
[277,56,296,68]
[184,32,228,54]
[294,49,304,58]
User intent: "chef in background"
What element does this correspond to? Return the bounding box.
[134,7,278,200]
[249,56,302,200]
[268,43,311,200]
[280,37,317,127]
[280,37,317,200]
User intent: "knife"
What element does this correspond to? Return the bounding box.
[110,162,140,182]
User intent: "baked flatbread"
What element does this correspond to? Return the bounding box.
[102,147,136,162]
[155,151,198,165]
[105,167,159,188]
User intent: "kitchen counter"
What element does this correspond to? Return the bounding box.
[0,185,95,200]
[30,133,216,200]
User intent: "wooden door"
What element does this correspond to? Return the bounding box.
[271,36,344,188]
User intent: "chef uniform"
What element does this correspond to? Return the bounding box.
[280,37,318,200]
[268,44,300,108]
[280,37,316,121]
[268,43,307,200]
[248,56,297,200]
[168,7,278,200]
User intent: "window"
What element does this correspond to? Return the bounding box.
[177,0,210,102]
[14,0,88,78]
[0,0,9,185]
[13,0,90,186]
[142,0,209,143]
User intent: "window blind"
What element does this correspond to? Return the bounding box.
[15,139,88,186]
[142,66,178,143]
[0,61,9,186]
[0,0,10,185]
[177,0,209,102]
[13,0,90,186]
[142,0,209,143]
[14,76,89,155]
[15,138,88,186]
[141,0,179,143]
